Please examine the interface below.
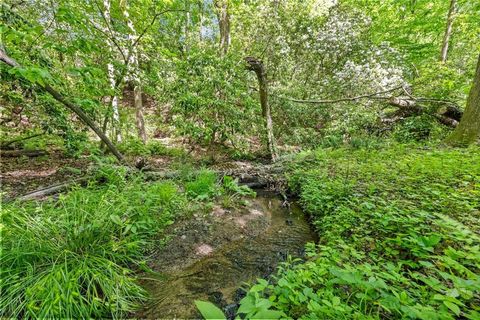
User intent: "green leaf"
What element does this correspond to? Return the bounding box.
[444,301,460,316]
[194,300,226,320]
[252,309,284,319]
[238,295,255,314]
[109,214,122,226]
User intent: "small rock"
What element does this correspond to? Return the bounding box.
[195,243,213,256]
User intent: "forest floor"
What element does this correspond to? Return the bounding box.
[1,152,178,199]
[0,152,92,198]
[0,145,280,200]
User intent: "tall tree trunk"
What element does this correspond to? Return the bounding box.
[440,0,457,63]
[446,54,480,146]
[214,0,230,55]
[0,48,125,163]
[104,0,122,143]
[198,1,204,42]
[184,1,191,53]
[246,57,279,162]
[134,84,146,143]
[107,63,122,142]
[122,1,147,143]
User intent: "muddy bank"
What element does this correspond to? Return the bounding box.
[138,191,317,319]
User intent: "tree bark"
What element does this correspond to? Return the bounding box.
[246,57,279,162]
[122,1,147,143]
[446,54,480,146]
[104,0,122,143]
[134,84,146,143]
[214,0,230,55]
[0,48,125,163]
[198,1,204,42]
[440,0,457,63]
[1,149,48,157]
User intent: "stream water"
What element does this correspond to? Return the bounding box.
[139,191,317,319]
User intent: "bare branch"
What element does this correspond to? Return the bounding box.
[279,86,404,104]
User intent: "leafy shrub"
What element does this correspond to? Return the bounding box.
[118,138,150,156]
[171,47,257,147]
[247,146,480,319]
[93,162,129,186]
[222,175,256,197]
[195,281,286,319]
[118,138,186,157]
[0,176,185,318]
[147,141,186,157]
[185,170,219,200]
[320,134,343,148]
[393,115,448,142]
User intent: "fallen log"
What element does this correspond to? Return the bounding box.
[384,96,462,128]
[1,149,48,157]
[11,177,89,202]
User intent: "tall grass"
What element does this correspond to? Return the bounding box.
[1,167,185,318]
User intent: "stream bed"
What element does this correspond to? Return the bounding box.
[138,191,317,319]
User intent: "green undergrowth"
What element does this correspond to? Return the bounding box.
[117,138,186,158]
[242,145,480,319]
[0,163,252,318]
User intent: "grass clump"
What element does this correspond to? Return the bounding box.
[244,145,480,319]
[0,169,185,318]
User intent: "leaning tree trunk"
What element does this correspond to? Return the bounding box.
[214,0,230,55]
[440,0,457,63]
[446,54,480,146]
[122,1,147,144]
[0,48,125,162]
[245,57,279,162]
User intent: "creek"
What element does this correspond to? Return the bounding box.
[139,191,317,319]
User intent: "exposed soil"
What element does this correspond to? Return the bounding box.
[0,152,92,199]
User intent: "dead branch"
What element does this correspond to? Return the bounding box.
[279,86,404,104]
[1,149,48,157]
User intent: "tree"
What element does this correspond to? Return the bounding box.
[446,54,480,146]
[440,0,457,63]
[103,0,122,143]
[246,57,278,162]
[121,1,147,144]
[214,0,230,55]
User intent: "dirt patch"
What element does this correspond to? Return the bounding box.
[0,152,92,198]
